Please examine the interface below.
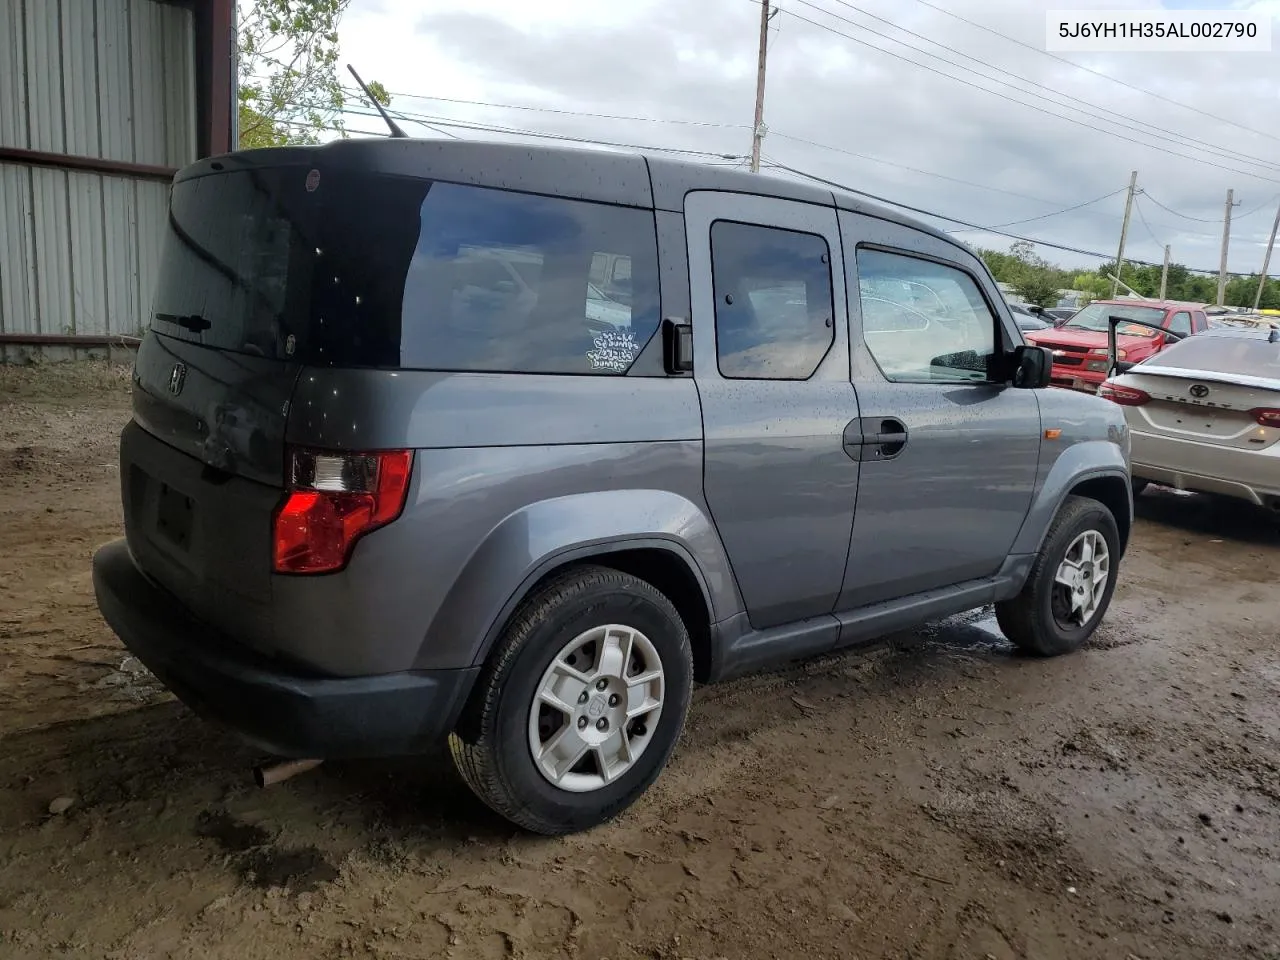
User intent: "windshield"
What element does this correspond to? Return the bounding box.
[1063,303,1165,337]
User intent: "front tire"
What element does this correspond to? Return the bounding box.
[449,566,693,835]
[995,495,1120,657]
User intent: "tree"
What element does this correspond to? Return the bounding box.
[237,0,391,150]
[981,241,1069,307]
[1012,272,1062,308]
[1072,273,1111,304]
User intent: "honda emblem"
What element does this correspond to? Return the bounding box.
[168,362,187,395]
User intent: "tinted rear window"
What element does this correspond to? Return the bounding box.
[1150,334,1280,379]
[151,168,660,373]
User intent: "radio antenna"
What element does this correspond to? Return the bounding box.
[346,65,408,138]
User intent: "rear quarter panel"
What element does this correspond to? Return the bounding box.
[276,371,736,675]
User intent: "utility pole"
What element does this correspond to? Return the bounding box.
[1159,244,1170,300]
[750,0,771,173]
[1254,199,1280,311]
[1111,170,1138,297]
[1217,188,1240,306]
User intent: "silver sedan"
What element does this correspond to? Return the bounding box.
[1097,328,1280,510]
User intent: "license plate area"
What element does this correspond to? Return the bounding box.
[156,482,195,551]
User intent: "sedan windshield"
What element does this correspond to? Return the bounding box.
[1064,303,1165,337]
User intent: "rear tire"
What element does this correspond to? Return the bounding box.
[449,566,693,836]
[995,495,1120,657]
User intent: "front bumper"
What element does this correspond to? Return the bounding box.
[1048,363,1104,392]
[91,539,478,759]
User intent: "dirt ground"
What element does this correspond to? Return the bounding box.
[1,361,1277,960]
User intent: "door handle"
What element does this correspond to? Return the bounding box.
[842,417,909,461]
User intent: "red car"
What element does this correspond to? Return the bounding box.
[1024,299,1209,393]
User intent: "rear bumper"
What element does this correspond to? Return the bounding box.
[91,538,478,759]
[1132,432,1280,506]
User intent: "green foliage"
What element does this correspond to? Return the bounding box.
[1012,272,1062,308]
[1095,260,1272,306]
[982,242,1280,310]
[1071,273,1111,304]
[978,241,1074,307]
[237,0,391,150]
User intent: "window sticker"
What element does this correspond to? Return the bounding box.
[586,329,639,372]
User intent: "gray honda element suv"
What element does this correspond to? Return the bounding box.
[92,138,1132,835]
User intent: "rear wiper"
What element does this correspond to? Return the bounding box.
[155,312,212,332]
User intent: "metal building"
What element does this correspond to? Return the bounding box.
[0,0,234,361]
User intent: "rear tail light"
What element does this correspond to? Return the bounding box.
[1098,382,1150,406]
[1251,408,1280,428]
[272,448,413,574]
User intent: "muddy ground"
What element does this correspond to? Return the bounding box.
[0,361,1277,960]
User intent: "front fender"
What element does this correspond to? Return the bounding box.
[1010,438,1131,558]
[414,489,740,670]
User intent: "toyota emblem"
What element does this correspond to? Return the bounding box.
[168,362,187,395]
[1189,384,1209,399]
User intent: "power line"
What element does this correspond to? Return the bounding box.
[1237,195,1280,221]
[977,188,1128,229]
[812,0,1280,176]
[339,84,749,131]
[766,157,1258,275]
[1138,191,1223,224]
[1133,195,1166,248]
[769,130,1086,206]
[771,0,1280,184]
[312,101,747,160]
[900,0,1280,147]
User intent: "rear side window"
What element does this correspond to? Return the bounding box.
[401,184,660,374]
[151,169,660,373]
[710,221,834,380]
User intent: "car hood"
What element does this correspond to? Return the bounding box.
[1026,327,1154,351]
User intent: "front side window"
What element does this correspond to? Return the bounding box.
[855,249,998,383]
[711,221,834,380]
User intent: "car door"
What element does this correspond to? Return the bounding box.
[834,211,1041,610]
[686,191,861,630]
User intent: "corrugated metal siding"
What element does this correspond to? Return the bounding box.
[0,0,194,340]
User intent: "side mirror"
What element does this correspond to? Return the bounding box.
[1011,344,1052,388]
[662,317,693,373]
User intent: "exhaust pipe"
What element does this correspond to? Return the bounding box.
[253,758,323,788]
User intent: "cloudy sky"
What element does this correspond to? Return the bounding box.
[336,0,1280,275]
